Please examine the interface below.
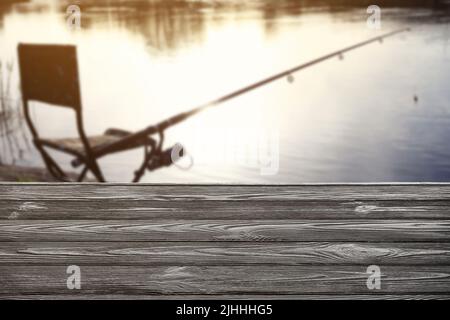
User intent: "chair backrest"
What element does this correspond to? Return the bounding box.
[18,43,93,144]
[18,43,82,110]
[17,43,102,180]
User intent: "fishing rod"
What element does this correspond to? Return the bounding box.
[73,27,410,169]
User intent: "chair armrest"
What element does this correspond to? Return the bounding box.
[104,128,131,137]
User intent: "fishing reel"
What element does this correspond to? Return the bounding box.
[133,130,186,182]
[146,143,185,171]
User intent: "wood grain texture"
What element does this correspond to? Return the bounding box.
[1,265,450,295]
[2,242,450,265]
[3,294,450,300]
[2,184,450,201]
[2,199,450,220]
[1,219,449,242]
[0,184,449,299]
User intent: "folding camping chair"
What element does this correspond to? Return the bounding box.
[18,43,176,182]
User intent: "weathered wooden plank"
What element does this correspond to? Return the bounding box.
[1,242,449,265]
[1,184,449,299]
[1,220,449,242]
[1,265,449,295]
[2,199,450,220]
[2,184,450,201]
[3,294,450,300]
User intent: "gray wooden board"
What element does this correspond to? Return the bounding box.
[0,184,449,299]
[1,242,450,266]
[1,220,449,242]
[2,199,450,220]
[1,265,450,295]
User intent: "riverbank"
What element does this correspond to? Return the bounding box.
[0,165,79,182]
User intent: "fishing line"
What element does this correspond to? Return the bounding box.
[73,28,411,166]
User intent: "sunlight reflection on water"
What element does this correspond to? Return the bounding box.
[1,0,449,182]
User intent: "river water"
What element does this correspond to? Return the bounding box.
[1,0,449,182]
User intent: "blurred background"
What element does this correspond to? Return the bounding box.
[0,0,449,182]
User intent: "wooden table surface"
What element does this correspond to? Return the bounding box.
[1,184,450,300]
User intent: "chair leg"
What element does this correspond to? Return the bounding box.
[85,158,105,182]
[133,145,154,183]
[36,144,69,181]
[77,166,88,182]
[133,132,164,183]
[88,164,105,182]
